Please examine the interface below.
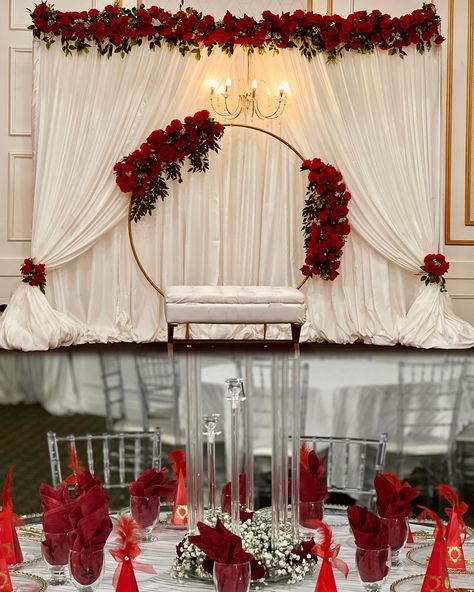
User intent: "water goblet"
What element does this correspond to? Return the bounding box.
[41,531,73,585]
[213,561,251,592]
[69,548,105,592]
[380,516,409,567]
[355,546,391,592]
[130,494,160,542]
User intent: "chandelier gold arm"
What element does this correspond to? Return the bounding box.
[127,122,310,296]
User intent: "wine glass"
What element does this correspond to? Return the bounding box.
[380,516,409,567]
[130,494,160,542]
[69,548,105,592]
[41,531,72,585]
[355,546,391,592]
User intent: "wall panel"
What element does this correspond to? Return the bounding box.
[9,47,32,136]
[8,152,34,242]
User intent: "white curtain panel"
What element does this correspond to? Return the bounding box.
[0,43,473,349]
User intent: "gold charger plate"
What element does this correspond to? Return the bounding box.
[406,544,474,574]
[390,572,474,592]
[8,571,47,592]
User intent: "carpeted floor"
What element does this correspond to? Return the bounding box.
[0,403,107,514]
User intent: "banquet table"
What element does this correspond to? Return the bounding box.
[14,512,473,592]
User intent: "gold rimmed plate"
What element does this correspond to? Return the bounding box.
[406,544,474,574]
[9,571,47,592]
[390,572,474,592]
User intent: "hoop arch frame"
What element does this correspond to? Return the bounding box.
[127,122,310,298]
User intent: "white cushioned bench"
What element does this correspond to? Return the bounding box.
[165,285,305,352]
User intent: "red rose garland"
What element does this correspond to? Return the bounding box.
[420,253,449,292]
[30,3,443,60]
[300,159,351,281]
[20,258,47,294]
[114,110,224,222]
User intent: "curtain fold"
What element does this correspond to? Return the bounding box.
[1,43,472,350]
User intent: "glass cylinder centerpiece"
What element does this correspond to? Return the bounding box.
[178,352,307,586]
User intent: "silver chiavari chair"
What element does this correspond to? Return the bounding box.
[47,430,161,489]
[299,433,388,507]
[389,359,467,490]
[134,353,182,444]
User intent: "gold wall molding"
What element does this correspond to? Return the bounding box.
[446,0,474,243]
[306,0,313,11]
[465,0,474,226]
[327,1,333,15]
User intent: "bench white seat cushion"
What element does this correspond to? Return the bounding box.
[165,286,305,325]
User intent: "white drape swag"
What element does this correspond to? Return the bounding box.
[0,42,472,349]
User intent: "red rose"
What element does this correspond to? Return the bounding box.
[300,265,312,277]
[88,8,99,19]
[434,35,444,45]
[399,16,411,31]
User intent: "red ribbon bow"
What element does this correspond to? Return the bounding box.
[311,521,349,592]
[109,516,156,591]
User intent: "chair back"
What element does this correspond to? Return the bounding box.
[47,430,161,489]
[135,354,180,432]
[397,359,467,453]
[99,353,125,431]
[299,433,388,501]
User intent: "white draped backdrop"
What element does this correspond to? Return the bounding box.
[0,42,473,349]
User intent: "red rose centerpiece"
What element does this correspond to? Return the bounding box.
[419,253,449,292]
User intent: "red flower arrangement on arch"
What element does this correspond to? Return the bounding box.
[20,258,47,294]
[29,2,443,60]
[114,110,224,222]
[420,253,449,292]
[300,159,351,281]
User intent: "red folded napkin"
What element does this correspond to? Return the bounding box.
[347,506,389,584]
[0,467,23,565]
[299,445,328,503]
[437,484,467,572]
[40,482,77,533]
[189,518,251,564]
[69,473,112,586]
[220,475,253,522]
[382,473,417,542]
[347,506,389,549]
[40,481,77,566]
[75,470,102,498]
[129,468,175,499]
[375,473,419,518]
[189,519,264,581]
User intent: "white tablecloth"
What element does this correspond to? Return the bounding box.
[19,519,449,592]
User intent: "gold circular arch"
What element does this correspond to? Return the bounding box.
[127,122,310,297]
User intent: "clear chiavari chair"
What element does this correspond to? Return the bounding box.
[388,359,467,491]
[47,430,161,490]
[299,433,388,507]
[134,353,182,444]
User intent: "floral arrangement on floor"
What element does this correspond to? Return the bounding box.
[172,509,318,585]
[114,110,224,222]
[20,258,46,293]
[300,158,351,281]
[419,253,449,292]
[29,2,443,61]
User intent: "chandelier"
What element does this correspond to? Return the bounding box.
[209,76,289,121]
